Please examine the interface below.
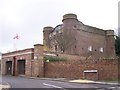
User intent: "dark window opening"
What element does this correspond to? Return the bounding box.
[55,45,57,52]
[75,45,76,48]
[74,25,77,28]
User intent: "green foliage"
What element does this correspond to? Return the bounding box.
[43,55,67,62]
[115,36,120,56]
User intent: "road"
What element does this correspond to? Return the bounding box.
[2,76,120,90]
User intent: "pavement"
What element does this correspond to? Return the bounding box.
[0,82,11,90]
[69,79,120,85]
[1,76,120,89]
[27,76,120,85]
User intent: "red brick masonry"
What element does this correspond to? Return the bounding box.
[45,54,119,81]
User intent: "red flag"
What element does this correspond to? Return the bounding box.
[13,34,18,39]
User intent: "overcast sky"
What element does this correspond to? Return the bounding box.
[0,0,119,53]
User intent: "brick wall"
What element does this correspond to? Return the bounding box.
[44,54,119,80]
[2,48,34,76]
[33,44,44,77]
[76,29,107,57]
[2,47,119,81]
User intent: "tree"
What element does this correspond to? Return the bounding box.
[50,29,76,53]
[115,36,120,56]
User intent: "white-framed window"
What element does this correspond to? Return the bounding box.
[88,46,92,51]
[49,34,52,38]
[100,47,104,52]
[53,31,56,35]
[58,30,62,33]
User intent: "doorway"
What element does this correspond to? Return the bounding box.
[18,60,25,75]
[6,61,12,75]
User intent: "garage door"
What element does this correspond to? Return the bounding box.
[6,61,12,75]
[18,60,25,75]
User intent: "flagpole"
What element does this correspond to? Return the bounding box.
[13,42,17,51]
[13,34,18,51]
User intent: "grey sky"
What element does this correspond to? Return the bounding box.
[0,0,119,53]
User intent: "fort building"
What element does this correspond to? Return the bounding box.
[43,13,115,57]
[1,13,119,81]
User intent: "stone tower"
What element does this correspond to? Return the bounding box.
[43,26,53,51]
[62,13,78,54]
[106,30,115,57]
[62,13,78,30]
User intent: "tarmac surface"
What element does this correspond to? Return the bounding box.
[1,75,120,90]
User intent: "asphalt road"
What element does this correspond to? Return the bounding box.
[2,76,120,90]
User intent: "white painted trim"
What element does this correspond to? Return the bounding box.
[84,70,98,73]
[2,52,33,58]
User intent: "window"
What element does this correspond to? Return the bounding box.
[53,32,56,35]
[88,46,92,51]
[58,30,62,33]
[49,34,52,38]
[100,48,104,52]
[74,25,77,28]
[75,45,76,48]
[55,45,57,52]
